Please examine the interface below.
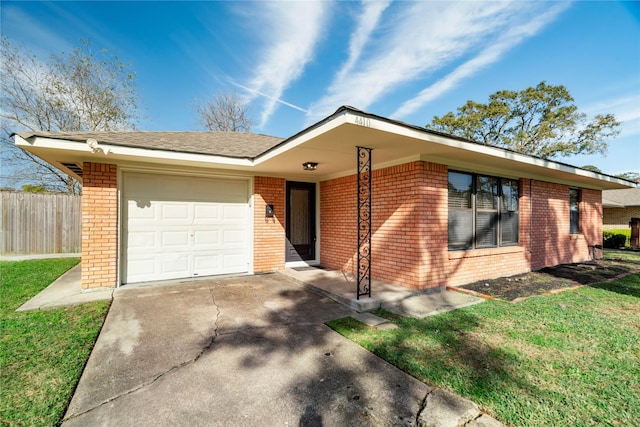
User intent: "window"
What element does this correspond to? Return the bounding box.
[569,188,580,234]
[448,171,519,250]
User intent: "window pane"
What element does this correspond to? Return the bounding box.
[476,212,498,247]
[501,212,519,244]
[501,179,519,212]
[476,176,497,210]
[449,210,473,249]
[448,172,472,209]
[570,189,579,234]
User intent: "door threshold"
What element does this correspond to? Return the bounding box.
[285,260,320,268]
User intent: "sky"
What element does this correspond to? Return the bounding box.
[2,0,639,176]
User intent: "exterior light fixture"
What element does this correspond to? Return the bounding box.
[302,162,318,171]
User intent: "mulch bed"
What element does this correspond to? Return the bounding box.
[452,258,640,302]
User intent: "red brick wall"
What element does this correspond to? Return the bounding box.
[529,182,600,269]
[253,177,285,272]
[81,162,118,289]
[320,162,603,290]
[321,161,448,290]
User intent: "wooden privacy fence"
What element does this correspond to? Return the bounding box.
[1,191,81,255]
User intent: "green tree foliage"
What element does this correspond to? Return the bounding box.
[615,171,640,183]
[582,165,602,173]
[428,82,620,159]
[21,184,48,193]
[1,38,140,193]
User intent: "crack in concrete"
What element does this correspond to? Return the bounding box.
[415,389,433,426]
[62,287,221,423]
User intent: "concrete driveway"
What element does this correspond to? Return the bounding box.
[62,274,434,426]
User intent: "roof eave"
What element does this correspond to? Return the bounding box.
[14,135,256,182]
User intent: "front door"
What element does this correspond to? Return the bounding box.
[286,181,316,261]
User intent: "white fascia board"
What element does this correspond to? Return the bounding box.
[341,111,635,188]
[15,135,254,167]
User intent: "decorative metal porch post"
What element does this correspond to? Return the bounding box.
[356,146,372,299]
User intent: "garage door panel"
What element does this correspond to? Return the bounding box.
[160,203,191,222]
[160,230,191,250]
[126,257,157,278]
[160,255,190,275]
[127,201,157,220]
[123,172,250,284]
[222,252,249,271]
[193,230,220,248]
[128,231,157,252]
[193,254,221,275]
[193,204,221,223]
[222,228,247,246]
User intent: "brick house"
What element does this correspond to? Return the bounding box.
[14,106,634,291]
[602,188,640,229]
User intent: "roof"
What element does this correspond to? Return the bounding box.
[14,131,284,159]
[12,106,637,190]
[602,188,640,207]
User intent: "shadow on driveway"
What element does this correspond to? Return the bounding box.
[62,274,432,426]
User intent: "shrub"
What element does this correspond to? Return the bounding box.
[603,230,628,248]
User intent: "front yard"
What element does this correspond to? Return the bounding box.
[328,251,640,426]
[0,258,110,426]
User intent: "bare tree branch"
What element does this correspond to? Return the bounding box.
[1,37,140,193]
[195,91,253,132]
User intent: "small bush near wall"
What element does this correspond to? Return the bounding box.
[603,229,630,248]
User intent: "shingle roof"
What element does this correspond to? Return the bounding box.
[602,188,640,207]
[15,131,285,159]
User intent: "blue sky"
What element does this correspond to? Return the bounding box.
[2,1,639,176]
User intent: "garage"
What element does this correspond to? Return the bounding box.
[122,172,251,284]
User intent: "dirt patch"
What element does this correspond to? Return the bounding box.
[455,258,640,302]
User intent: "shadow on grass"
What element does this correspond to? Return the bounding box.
[589,273,640,298]
[328,307,548,423]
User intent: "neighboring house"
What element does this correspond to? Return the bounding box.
[602,188,640,229]
[14,106,634,292]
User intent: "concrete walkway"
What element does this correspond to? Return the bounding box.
[17,264,113,311]
[281,267,483,317]
[61,275,502,427]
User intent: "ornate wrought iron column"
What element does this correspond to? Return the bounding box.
[357,146,372,299]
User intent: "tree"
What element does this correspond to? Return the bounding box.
[427,82,620,159]
[195,91,252,132]
[21,184,48,193]
[582,165,602,173]
[615,171,640,183]
[1,38,140,193]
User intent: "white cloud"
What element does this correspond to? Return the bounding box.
[231,81,308,113]
[1,5,72,58]
[582,93,640,138]
[241,1,330,128]
[392,3,570,119]
[336,0,392,80]
[306,1,569,124]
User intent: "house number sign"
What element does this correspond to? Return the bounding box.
[354,116,371,127]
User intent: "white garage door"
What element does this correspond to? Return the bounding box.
[122,172,250,284]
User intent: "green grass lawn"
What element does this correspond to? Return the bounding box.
[329,258,640,426]
[0,258,110,426]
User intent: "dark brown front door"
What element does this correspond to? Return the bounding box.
[286,181,316,261]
